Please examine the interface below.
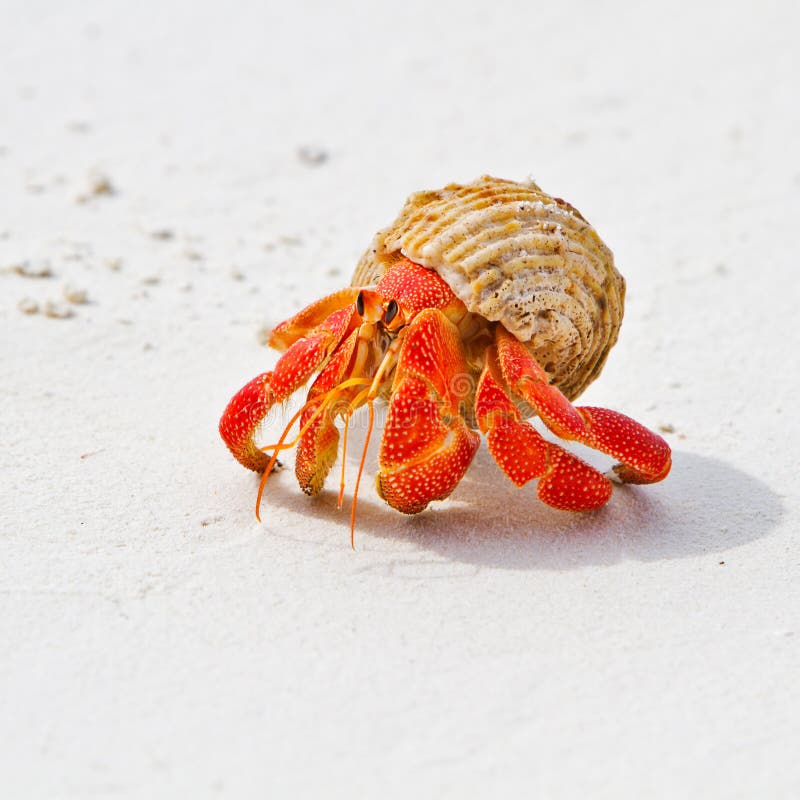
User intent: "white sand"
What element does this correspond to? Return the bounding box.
[2,1,799,797]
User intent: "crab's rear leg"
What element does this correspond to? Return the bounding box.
[475,350,613,511]
[219,292,359,472]
[494,326,672,486]
[377,308,480,515]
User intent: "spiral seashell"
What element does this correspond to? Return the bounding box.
[352,175,625,400]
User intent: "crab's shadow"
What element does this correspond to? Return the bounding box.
[263,440,783,571]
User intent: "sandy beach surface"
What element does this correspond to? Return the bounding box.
[2,1,799,797]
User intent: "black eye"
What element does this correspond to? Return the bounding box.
[356,291,365,316]
[385,299,398,324]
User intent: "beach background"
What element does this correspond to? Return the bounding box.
[2,1,799,796]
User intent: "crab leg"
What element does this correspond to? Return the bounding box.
[269,288,360,351]
[494,326,671,485]
[376,308,480,515]
[294,329,362,495]
[476,350,613,511]
[219,294,359,472]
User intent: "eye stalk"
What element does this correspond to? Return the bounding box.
[384,299,399,325]
[354,289,384,323]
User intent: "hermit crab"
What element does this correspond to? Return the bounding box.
[220,176,671,540]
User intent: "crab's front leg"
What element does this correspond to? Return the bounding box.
[376,308,480,515]
[219,289,359,472]
[494,326,672,486]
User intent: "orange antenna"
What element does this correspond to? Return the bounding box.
[338,412,351,510]
[259,377,370,455]
[338,384,372,509]
[346,341,401,547]
[255,444,285,522]
[350,399,375,549]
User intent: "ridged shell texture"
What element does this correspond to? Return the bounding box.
[352,176,625,400]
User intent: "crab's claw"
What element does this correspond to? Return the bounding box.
[219,291,359,472]
[376,308,480,514]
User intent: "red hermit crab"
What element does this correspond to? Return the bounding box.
[220,176,671,540]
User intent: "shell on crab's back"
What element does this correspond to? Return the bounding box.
[352,176,625,400]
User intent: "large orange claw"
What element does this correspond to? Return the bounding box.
[377,308,480,514]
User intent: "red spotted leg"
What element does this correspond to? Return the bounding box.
[475,348,614,510]
[294,329,364,496]
[494,326,672,487]
[376,308,480,515]
[219,289,359,472]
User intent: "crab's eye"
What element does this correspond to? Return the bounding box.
[356,291,365,316]
[385,299,399,324]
